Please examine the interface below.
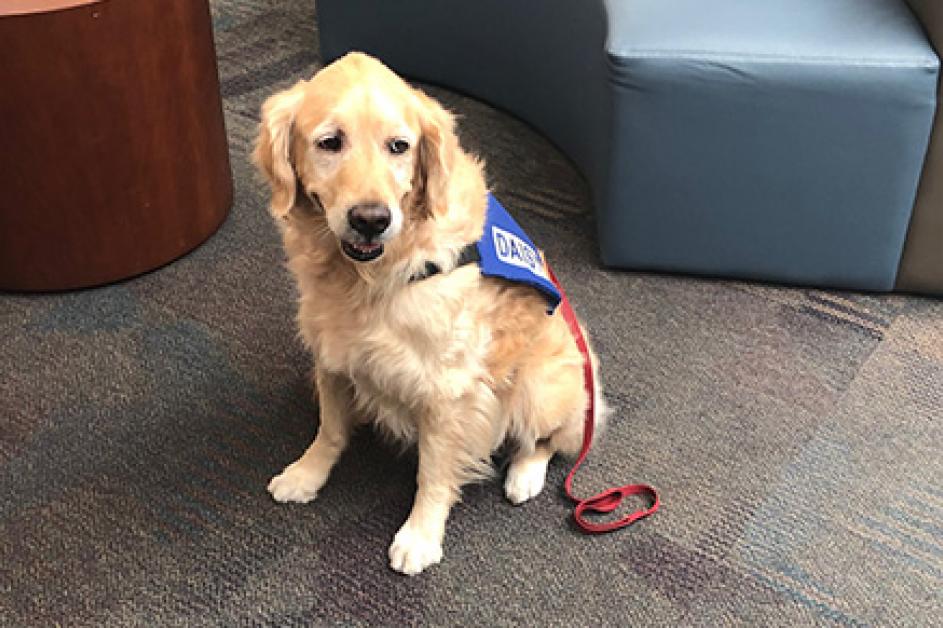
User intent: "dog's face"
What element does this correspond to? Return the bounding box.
[254,53,457,263]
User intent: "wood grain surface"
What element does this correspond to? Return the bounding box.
[0,0,232,290]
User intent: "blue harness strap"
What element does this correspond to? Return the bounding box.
[476,194,561,313]
[411,194,561,313]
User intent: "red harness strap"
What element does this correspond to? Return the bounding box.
[546,265,660,533]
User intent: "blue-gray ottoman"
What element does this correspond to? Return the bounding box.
[318,0,943,295]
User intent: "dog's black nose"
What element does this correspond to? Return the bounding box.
[347,203,391,239]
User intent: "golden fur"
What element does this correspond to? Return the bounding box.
[254,52,604,575]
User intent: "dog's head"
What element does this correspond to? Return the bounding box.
[253,52,459,264]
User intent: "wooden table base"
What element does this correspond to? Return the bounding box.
[0,0,232,291]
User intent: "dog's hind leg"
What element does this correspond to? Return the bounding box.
[504,441,554,505]
[501,348,589,504]
[267,367,353,504]
[503,336,605,505]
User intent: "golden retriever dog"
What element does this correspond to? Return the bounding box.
[254,52,604,575]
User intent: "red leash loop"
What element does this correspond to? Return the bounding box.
[547,265,660,534]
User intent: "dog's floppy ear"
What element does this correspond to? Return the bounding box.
[413,89,459,216]
[254,80,306,218]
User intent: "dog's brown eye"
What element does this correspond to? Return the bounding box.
[317,134,343,152]
[388,138,410,155]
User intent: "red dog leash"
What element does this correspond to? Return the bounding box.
[547,265,660,533]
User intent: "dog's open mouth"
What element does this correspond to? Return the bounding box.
[342,240,384,262]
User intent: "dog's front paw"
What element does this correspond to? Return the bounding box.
[504,456,548,505]
[388,522,443,576]
[267,462,325,504]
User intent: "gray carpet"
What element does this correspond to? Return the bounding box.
[3,1,943,625]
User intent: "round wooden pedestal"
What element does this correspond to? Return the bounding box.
[0,0,233,291]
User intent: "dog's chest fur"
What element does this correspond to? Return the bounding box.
[300,271,492,442]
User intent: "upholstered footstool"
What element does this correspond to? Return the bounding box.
[600,0,938,292]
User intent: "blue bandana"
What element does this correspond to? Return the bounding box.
[475,194,561,313]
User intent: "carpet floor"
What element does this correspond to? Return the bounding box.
[2,1,942,625]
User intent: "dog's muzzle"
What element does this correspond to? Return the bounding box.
[342,203,391,262]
